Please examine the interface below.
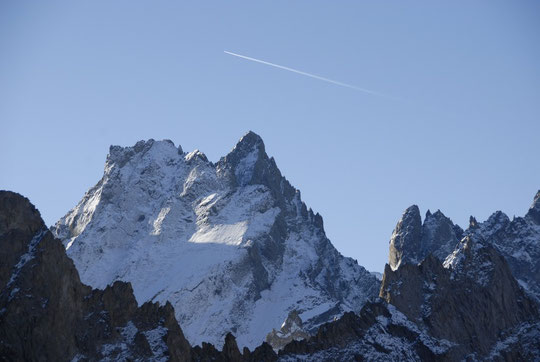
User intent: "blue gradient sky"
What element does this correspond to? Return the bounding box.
[1,1,539,272]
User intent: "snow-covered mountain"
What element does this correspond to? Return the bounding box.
[52,132,379,349]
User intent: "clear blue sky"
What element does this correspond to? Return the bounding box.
[1,1,539,272]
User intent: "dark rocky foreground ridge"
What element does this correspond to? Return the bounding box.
[0,191,191,361]
[1,189,540,361]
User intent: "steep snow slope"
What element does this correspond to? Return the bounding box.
[53,132,379,348]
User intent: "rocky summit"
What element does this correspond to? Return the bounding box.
[52,132,380,349]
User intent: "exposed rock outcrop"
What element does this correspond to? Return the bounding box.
[389,205,423,270]
[0,191,192,361]
[265,310,310,351]
[278,192,540,361]
[191,333,277,362]
[389,193,540,304]
[389,206,461,270]
[465,194,540,303]
[381,234,539,359]
[278,300,453,361]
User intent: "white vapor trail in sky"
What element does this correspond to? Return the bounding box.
[224,50,396,99]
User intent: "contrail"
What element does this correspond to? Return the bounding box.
[224,50,394,99]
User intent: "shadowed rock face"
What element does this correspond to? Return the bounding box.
[0,191,192,361]
[465,193,540,304]
[389,192,540,305]
[191,333,277,362]
[276,192,540,361]
[381,235,539,359]
[277,300,452,361]
[274,231,540,361]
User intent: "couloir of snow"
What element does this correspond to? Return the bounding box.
[53,133,379,349]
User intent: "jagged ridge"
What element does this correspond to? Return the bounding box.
[52,132,380,348]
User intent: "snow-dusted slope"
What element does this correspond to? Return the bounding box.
[52,132,379,349]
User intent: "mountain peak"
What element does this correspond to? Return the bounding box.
[420,208,460,261]
[107,139,183,168]
[237,130,264,149]
[0,191,44,236]
[403,205,421,220]
[526,190,540,224]
[388,205,422,270]
[185,149,208,163]
[218,131,277,189]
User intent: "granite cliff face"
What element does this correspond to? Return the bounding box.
[0,191,192,361]
[52,132,379,348]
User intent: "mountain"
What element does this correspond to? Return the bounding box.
[465,192,540,303]
[276,236,540,361]
[274,193,540,361]
[380,193,540,359]
[381,237,539,360]
[52,132,380,349]
[388,192,540,303]
[0,191,192,361]
[388,206,463,270]
[2,187,539,360]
